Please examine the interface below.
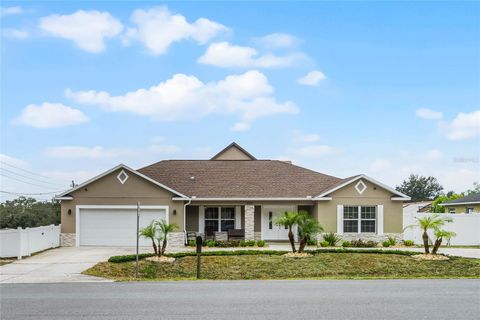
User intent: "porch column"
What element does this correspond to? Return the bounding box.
[244,205,255,240]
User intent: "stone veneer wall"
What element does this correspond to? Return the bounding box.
[167,232,186,247]
[254,232,262,241]
[317,233,403,243]
[244,205,255,240]
[60,233,76,247]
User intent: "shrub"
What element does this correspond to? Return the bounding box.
[322,232,341,247]
[342,241,351,247]
[239,240,248,247]
[387,236,397,246]
[307,238,317,246]
[404,240,414,247]
[351,239,378,248]
[256,240,266,247]
[109,253,154,263]
[246,240,256,247]
[206,240,216,247]
[187,240,196,247]
[320,240,329,247]
[382,241,391,247]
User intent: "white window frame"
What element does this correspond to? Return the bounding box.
[342,205,377,234]
[466,207,474,214]
[204,206,236,232]
[448,208,455,214]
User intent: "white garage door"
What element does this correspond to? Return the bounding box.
[78,207,167,246]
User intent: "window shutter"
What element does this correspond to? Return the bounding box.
[336,205,344,234]
[235,206,241,229]
[377,205,384,235]
[198,206,205,233]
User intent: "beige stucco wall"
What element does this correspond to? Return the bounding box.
[315,179,403,233]
[60,168,184,233]
[444,204,480,213]
[213,146,253,160]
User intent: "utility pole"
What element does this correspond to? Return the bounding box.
[135,201,140,279]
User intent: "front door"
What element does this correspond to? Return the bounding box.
[262,206,296,240]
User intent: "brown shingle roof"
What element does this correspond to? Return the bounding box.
[138,160,342,198]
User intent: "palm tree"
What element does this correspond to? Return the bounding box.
[297,213,324,253]
[275,211,301,253]
[156,220,178,256]
[139,221,158,255]
[405,213,452,254]
[432,229,456,254]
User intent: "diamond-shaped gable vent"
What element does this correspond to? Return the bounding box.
[355,180,367,194]
[117,170,129,184]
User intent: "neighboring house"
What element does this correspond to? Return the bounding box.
[440,193,480,214]
[56,142,410,247]
[403,201,433,215]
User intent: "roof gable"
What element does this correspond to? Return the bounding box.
[56,164,187,199]
[211,142,257,160]
[314,174,410,200]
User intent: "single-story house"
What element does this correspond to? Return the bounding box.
[56,142,410,247]
[440,193,480,214]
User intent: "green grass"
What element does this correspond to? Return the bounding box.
[84,252,480,281]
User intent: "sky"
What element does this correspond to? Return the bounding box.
[1,1,479,201]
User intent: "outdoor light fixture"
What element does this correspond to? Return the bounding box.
[68,209,72,215]
[173,209,177,215]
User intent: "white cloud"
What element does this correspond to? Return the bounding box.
[425,149,442,161]
[444,110,480,140]
[15,102,88,128]
[147,137,180,154]
[66,70,298,130]
[254,33,296,48]
[292,130,320,143]
[1,6,24,16]
[198,42,302,68]
[39,10,123,53]
[45,146,125,159]
[0,154,29,169]
[2,28,28,39]
[415,108,443,120]
[369,158,392,172]
[297,70,326,86]
[289,145,334,157]
[124,6,227,55]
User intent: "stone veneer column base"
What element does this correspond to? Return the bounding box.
[337,233,403,243]
[244,205,255,240]
[254,232,262,241]
[167,232,185,248]
[60,233,76,247]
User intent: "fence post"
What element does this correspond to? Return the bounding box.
[25,227,31,256]
[17,227,23,260]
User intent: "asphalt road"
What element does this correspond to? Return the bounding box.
[1,279,479,320]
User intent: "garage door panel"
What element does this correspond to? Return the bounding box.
[79,208,167,246]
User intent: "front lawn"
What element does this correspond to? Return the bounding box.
[84,251,480,281]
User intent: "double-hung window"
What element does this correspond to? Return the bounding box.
[204,206,236,232]
[343,205,377,233]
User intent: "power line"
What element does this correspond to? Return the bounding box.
[1,167,65,188]
[0,173,62,190]
[0,161,69,184]
[0,190,63,196]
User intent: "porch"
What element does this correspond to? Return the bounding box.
[184,204,314,242]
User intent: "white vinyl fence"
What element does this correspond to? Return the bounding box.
[0,224,60,259]
[403,212,480,245]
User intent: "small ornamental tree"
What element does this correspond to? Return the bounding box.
[297,213,324,253]
[139,219,178,257]
[405,213,452,254]
[139,221,158,255]
[275,211,301,253]
[432,229,456,254]
[156,220,178,256]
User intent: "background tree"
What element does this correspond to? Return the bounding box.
[431,193,464,213]
[275,211,301,253]
[396,174,443,201]
[0,197,60,229]
[465,182,480,196]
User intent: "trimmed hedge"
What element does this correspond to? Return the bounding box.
[108,248,417,263]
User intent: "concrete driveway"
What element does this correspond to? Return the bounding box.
[0,247,151,284]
